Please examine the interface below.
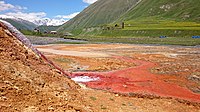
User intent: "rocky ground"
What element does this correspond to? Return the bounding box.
[36,44,200,111]
[37,44,200,94]
[1,21,200,112]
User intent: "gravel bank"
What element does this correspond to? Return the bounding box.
[26,36,87,45]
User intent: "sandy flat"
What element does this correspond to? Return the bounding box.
[38,48,110,57]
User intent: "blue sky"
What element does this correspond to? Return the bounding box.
[0,0,98,25]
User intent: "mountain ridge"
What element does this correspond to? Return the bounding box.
[1,18,38,31]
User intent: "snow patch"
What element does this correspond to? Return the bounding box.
[71,76,100,82]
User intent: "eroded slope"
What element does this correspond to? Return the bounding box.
[0,21,87,111]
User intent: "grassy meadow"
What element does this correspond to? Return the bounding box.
[73,19,200,46]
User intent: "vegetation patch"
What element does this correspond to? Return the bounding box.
[90,96,97,101]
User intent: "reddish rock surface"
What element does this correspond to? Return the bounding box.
[70,56,200,103]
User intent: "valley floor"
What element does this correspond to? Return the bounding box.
[1,18,200,112]
[36,44,200,112]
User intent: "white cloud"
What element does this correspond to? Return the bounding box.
[0,1,14,11]
[83,0,98,4]
[56,12,80,19]
[46,19,67,26]
[0,14,14,19]
[0,12,67,26]
[3,12,46,22]
[0,1,26,12]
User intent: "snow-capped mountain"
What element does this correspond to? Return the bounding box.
[0,17,38,30]
[33,18,66,26]
[0,15,66,26]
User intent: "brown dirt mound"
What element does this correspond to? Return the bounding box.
[0,21,88,111]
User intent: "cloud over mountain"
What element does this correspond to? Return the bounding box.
[0,1,86,26]
[55,12,80,19]
[2,12,46,21]
[0,1,73,26]
[83,0,98,4]
[0,12,65,26]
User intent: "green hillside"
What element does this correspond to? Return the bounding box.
[1,18,37,31]
[37,25,60,33]
[119,0,200,22]
[57,0,200,45]
[57,0,140,32]
[58,0,200,32]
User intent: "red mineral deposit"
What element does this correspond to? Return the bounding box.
[71,56,200,103]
